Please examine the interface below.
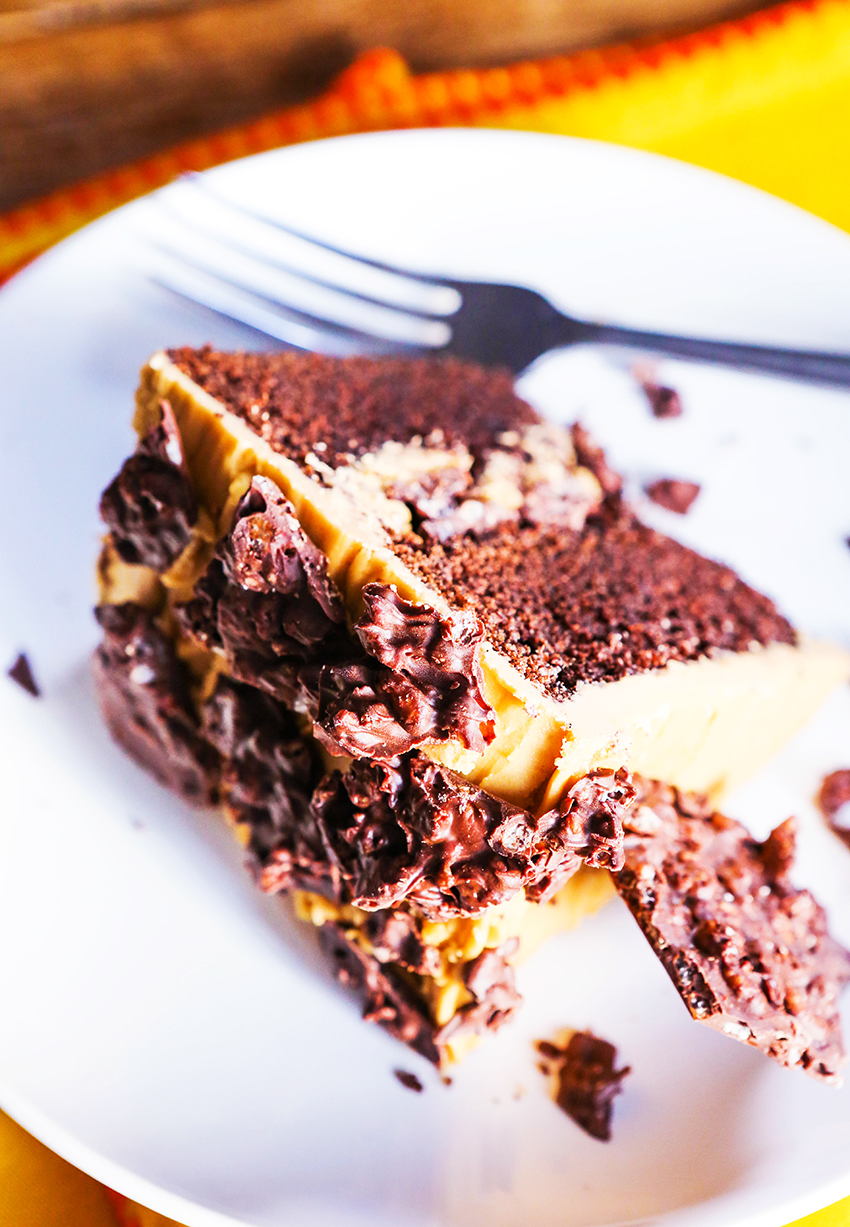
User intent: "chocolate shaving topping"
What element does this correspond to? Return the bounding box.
[7,652,40,697]
[92,602,219,801]
[169,347,538,470]
[614,779,850,1082]
[393,503,795,703]
[258,752,634,920]
[100,400,198,571]
[317,584,494,759]
[536,1032,630,1141]
[641,382,683,419]
[364,910,443,978]
[817,769,850,850]
[645,478,701,515]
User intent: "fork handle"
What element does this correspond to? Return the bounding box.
[573,320,850,387]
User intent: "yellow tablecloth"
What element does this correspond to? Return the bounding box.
[2,2,850,1221]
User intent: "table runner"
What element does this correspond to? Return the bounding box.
[2,2,850,1220]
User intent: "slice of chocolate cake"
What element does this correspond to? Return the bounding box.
[93,347,850,1069]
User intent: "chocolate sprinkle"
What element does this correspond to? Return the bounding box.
[537,1032,630,1141]
[7,652,39,697]
[645,478,701,515]
[817,769,850,850]
[394,1069,425,1092]
[614,779,850,1082]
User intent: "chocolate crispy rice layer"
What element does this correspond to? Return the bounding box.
[92,602,850,1077]
[169,348,795,703]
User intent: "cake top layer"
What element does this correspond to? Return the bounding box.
[169,346,538,468]
[394,509,796,700]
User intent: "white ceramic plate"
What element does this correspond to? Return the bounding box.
[1,130,850,1227]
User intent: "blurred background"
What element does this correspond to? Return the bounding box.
[1,0,765,210]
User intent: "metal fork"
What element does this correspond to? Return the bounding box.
[143,173,850,383]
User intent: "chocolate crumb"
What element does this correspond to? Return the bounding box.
[645,479,701,515]
[641,382,682,419]
[394,1069,424,1093]
[536,1032,630,1141]
[7,652,40,697]
[817,769,850,850]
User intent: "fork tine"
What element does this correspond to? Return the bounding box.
[144,220,452,347]
[149,252,435,356]
[177,173,463,318]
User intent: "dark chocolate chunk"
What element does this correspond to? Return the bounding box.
[644,478,701,515]
[100,400,198,571]
[817,769,850,850]
[641,382,682,419]
[536,1032,630,1141]
[259,752,634,920]
[7,652,39,697]
[613,779,850,1082]
[177,476,348,711]
[318,921,441,1064]
[394,504,794,703]
[394,1069,424,1092]
[92,602,219,801]
[317,584,495,759]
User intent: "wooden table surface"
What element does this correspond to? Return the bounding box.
[0,0,764,211]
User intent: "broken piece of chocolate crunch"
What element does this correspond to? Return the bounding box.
[7,652,40,697]
[614,779,850,1082]
[536,1031,630,1141]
